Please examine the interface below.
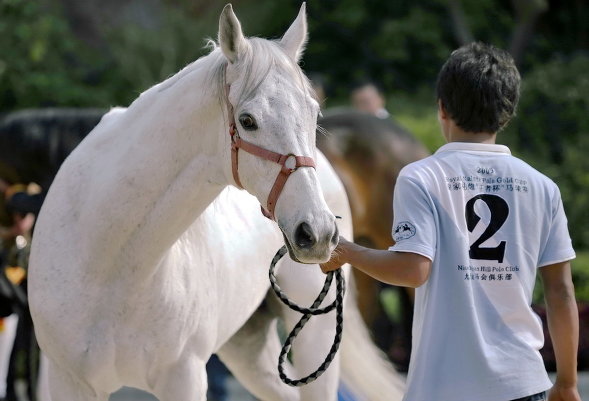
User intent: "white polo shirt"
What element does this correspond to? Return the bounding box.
[389,142,575,401]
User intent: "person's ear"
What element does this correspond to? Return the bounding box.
[437,99,448,121]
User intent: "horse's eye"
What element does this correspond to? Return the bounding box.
[239,114,258,130]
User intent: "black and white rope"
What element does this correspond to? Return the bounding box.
[269,245,345,387]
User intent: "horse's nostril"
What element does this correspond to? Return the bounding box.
[295,222,317,249]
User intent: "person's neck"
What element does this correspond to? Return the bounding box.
[446,127,497,144]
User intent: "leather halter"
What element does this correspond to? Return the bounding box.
[224,78,316,221]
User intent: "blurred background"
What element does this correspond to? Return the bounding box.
[0,0,588,400]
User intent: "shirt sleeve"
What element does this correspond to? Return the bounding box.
[538,186,576,267]
[388,175,436,261]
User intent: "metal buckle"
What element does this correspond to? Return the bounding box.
[281,154,297,172]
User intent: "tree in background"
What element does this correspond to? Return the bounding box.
[504,54,589,249]
[2,0,587,106]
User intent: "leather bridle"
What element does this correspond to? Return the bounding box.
[224,75,316,221]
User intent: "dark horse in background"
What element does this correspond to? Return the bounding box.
[0,109,105,215]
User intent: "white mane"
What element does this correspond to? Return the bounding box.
[139,37,317,120]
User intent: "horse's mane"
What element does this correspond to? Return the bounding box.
[207,37,316,112]
[151,36,315,117]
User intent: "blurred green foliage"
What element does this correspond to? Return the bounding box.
[0,0,112,108]
[304,0,455,96]
[573,252,589,302]
[504,54,589,250]
[0,0,218,108]
[2,0,587,108]
[387,88,445,151]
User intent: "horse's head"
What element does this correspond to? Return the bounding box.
[217,4,337,264]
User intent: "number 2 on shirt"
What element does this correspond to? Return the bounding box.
[465,194,509,263]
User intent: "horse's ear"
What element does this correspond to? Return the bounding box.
[218,4,247,64]
[280,3,308,63]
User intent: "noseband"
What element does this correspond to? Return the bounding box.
[224,74,316,221]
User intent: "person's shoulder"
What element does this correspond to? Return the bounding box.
[507,154,561,194]
[508,155,556,183]
[398,155,437,178]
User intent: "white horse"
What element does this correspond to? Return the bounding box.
[29,4,404,401]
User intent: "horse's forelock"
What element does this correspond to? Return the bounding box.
[209,37,313,111]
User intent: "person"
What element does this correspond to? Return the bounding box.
[350,81,390,119]
[321,42,581,401]
[0,178,39,401]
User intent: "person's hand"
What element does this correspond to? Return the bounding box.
[320,236,351,274]
[548,382,582,401]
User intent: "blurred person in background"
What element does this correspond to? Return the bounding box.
[0,178,38,401]
[350,80,390,119]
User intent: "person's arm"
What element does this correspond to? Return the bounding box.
[540,261,582,401]
[320,237,432,288]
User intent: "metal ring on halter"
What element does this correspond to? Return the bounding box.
[269,246,345,387]
[279,154,297,173]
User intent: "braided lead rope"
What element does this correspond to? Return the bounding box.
[269,245,345,387]
[269,247,338,315]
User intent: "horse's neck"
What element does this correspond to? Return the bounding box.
[80,59,230,271]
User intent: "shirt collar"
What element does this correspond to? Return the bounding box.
[435,142,511,155]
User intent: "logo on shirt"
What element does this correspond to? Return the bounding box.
[393,221,416,242]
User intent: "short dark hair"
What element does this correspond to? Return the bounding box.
[436,42,520,133]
